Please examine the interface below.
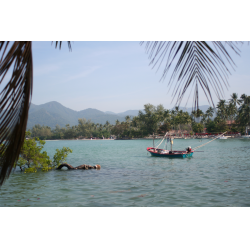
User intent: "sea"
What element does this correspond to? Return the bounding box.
[0,138,250,207]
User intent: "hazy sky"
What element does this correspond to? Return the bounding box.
[31,41,250,113]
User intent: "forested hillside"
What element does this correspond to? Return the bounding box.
[27,101,136,129]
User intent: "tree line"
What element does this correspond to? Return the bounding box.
[28,93,250,140]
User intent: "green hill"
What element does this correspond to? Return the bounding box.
[27,101,135,129]
[27,108,74,128]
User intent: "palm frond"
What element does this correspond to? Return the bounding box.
[141,41,241,110]
[52,41,72,51]
[0,41,33,186]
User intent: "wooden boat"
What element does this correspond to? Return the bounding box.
[147,147,194,158]
[147,133,194,158]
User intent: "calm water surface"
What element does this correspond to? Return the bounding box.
[1,138,250,207]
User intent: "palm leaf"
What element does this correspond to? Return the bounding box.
[52,41,72,51]
[141,41,241,110]
[0,41,33,186]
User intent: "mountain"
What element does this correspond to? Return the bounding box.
[105,111,117,115]
[117,110,140,117]
[27,102,138,129]
[28,108,74,129]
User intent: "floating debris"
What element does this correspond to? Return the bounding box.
[57,163,101,170]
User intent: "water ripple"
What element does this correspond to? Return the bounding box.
[1,139,250,206]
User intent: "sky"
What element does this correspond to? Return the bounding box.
[31,41,250,113]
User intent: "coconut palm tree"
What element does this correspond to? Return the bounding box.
[229,93,241,107]
[182,112,192,125]
[191,109,203,123]
[191,110,197,122]
[163,109,171,121]
[201,114,208,125]
[196,109,204,123]
[105,121,111,132]
[98,124,103,131]
[0,41,242,185]
[205,107,214,121]
[125,115,131,124]
[115,119,120,126]
[236,95,250,132]
[174,106,179,113]
[217,99,228,121]
[226,102,237,130]
[170,109,177,130]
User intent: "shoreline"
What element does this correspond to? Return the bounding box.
[44,136,248,141]
[45,139,115,141]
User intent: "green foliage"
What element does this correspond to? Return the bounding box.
[236,94,250,133]
[192,123,204,133]
[31,124,52,139]
[53,147,73,167]
[111,123,128,138]
[18,131,48,169]
[157,122,171,135]
[24,167,37,173]
[138,104,166,136]
[41,166,53,172]
[205,121,217,133]
[206,120,227,133]
[17,131,72,173]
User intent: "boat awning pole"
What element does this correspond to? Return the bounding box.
[155,131,168,149]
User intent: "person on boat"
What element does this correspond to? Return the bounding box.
[186,146,192,153]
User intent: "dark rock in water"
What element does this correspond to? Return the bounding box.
[56,163,101,170]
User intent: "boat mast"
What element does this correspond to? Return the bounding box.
[153,132,155,148]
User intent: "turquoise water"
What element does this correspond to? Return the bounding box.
[1,138,250,207]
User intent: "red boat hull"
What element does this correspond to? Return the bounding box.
[147,147,194,158]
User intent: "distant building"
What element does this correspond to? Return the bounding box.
[226,120,237,125]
